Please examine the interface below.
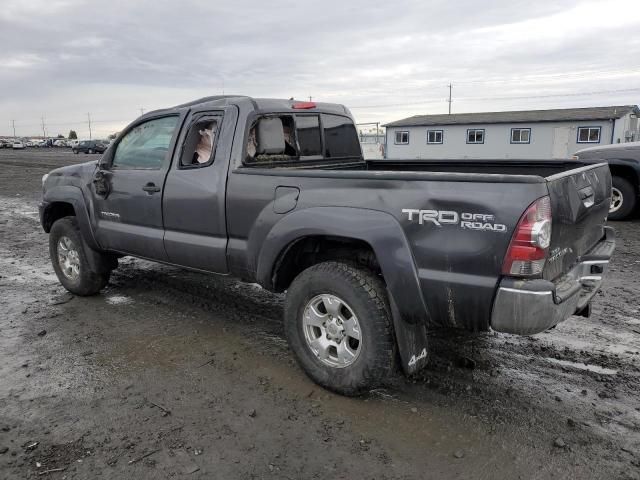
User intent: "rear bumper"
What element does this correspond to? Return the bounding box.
[490,226,615,335]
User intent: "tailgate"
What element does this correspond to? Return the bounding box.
[544,163,611,281]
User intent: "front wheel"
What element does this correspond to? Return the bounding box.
[49,217,111,295]
[284,261,396,395]
[609,176,636,220]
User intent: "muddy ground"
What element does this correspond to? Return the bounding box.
[0,148,638,479]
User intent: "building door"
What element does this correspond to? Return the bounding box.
[552,127,570,158]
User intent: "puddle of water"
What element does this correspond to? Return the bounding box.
[545,357,618,375]
[106,295,134,306]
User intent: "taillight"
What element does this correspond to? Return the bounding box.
[502,196,552,277]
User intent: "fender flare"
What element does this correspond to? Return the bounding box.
[255,206,431,374]
[43,185,101,251]
[605,159,640,188]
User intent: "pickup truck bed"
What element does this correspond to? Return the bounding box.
[39,96,615,395]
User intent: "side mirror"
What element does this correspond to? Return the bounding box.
[98,148,114,169]
[92,169,111,197]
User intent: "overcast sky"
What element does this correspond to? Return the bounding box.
[1,0,639,138]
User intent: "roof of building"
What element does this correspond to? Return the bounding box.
[384,105,640,128]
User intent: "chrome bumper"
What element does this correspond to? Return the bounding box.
[491,227,615,335]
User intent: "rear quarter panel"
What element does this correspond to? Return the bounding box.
[227,169,548,331]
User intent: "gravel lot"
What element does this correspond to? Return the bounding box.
[0,149,639,479]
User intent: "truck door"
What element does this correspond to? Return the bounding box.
[161,107,237,273]
[91,114,182,260]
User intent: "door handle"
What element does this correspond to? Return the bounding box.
[142,182,161,194]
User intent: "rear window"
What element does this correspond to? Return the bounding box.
[321,114,361,159]
[296,115,322,157]
[244,113,361,166]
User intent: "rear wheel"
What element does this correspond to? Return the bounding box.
[284,261,396,396]
[49,217,111,295]
[609,176,636,220]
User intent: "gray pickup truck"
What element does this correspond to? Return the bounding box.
[573,141,640,220]
[39,96,615,395]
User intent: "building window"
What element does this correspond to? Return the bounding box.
[427,130,443,144]
[467,129,484,144]
[395,131,409,145]
[511,128,531,144]
[577,126,601,143]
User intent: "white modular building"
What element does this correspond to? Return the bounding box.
[384,105,640,160]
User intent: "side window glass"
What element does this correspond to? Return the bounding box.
[112,116,178,170]
[180,118,219,168]
[322,114,362,159]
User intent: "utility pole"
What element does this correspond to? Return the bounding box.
[140,107,145,116]
[41,116,47,139]
[87,113,92,140]
[11,120,16,138]
[309,96,313,102]
[447,83,453,114]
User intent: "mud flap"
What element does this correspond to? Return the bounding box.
[81,236,117,274]
[389,293,429,374]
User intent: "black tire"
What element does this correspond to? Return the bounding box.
[284,261,396,396]
[73,149,78,154]
[49,217,111,296]
[609,176,636,221]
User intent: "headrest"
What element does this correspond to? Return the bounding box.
[257,117,285,155]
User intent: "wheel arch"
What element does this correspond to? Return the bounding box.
[42,186,100,250]
[608,162,639,195]
[41,201,75,232]
[256,206,431,374]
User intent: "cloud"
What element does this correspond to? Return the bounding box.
[1,0,639,137]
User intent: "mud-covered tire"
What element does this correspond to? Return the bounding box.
[49,217,110,296]
[609,176,636,221]
[284,261,396,396]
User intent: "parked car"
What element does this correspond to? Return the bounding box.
[0,139,10,148]
[68,140,80,149]
[12,140,25,150]
[573,141,640,220]
[39,96,614,395]
[72,140,107,154]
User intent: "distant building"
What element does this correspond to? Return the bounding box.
[384,105,640,160]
